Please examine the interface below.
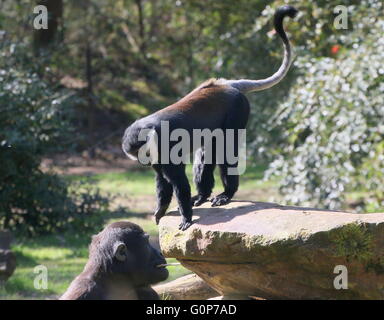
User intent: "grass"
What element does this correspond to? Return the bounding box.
[65,169,156,196]
[0,234,89,299]
[1,163,272,300]
[64,164,270,197]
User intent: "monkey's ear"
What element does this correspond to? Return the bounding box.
[114,242,128,262]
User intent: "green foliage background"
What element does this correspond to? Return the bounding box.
[261,0,384,210]
[0,0,383,235]
[0,39,107,235]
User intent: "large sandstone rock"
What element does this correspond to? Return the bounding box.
[0,231,17,283]
[159,201,384,299]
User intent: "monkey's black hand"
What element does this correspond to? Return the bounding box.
[179,218,193,231]
[154,206,167,225]
[191,194,209,207]
[210,193,231,207]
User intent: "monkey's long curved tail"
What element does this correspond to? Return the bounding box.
[224,5,298,93]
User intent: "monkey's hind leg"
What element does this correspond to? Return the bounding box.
[192,148,216,207]
[153,165,173,224]
[211,164,239,206]
[210,93,249,207]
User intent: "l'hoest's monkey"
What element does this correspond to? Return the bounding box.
[122,6,298,230]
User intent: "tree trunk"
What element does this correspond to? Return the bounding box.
[85,41,96,158]
[134,0,146,57]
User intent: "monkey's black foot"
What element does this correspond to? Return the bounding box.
[191,194,209,207]
[210,194,231,207]
[178,218,193,231]
[154,206,167,225]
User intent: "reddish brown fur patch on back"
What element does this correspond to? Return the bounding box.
[156,78,234,117]
[197,78,217,89]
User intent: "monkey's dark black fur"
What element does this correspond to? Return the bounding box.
[274,6,298,45]
[60,221,168,300]
[122,6,297,231]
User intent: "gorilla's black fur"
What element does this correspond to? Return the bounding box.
[60,221,168,300]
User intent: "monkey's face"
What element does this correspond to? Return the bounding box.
[122,123,143,161]
[122,123,159,166]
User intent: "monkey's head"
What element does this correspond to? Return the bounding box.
[122,122,145,161]
[89,221,169,287]
[122,120,159,165]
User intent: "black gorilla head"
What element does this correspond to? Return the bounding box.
[89,221,168,286]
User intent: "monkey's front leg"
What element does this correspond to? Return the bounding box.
[153,165,173,224]
[161,164,193,231]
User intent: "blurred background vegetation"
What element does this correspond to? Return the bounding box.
[0,0,383,299]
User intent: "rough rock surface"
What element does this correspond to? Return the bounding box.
[159,201,384,299]
[0,231,17,283]
[154,274,218,300]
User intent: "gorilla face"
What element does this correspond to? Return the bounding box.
[91,221,169,287]
[116,230,169,286]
